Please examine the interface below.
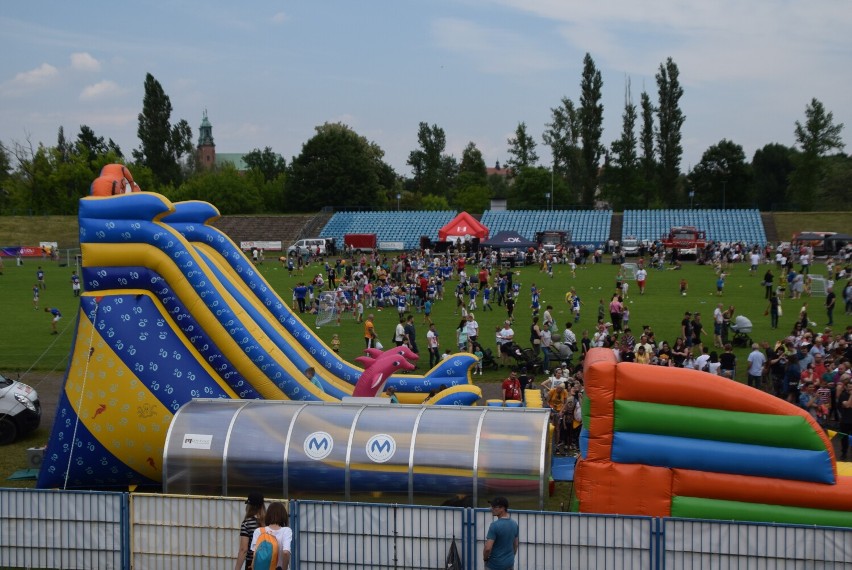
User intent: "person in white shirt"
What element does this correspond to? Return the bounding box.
[749,251,761,275]
[497,321,515,363]
[694,347,711,371]
[636,267,648,294]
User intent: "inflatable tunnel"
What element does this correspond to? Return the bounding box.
[164,400,551,509]
[574,348,852,527]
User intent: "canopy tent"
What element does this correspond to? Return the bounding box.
[481,230,536,249]
[437,212,489,241]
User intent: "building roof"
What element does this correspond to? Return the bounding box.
[215,153,249,171]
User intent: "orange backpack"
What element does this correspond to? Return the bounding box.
[251,527,279,570]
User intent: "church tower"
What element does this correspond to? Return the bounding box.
[197,110,215,168]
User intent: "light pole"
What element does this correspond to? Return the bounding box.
[545,193,551,211]
[396,193,400,211]
[722,180,726,210]
[550,159,554,210]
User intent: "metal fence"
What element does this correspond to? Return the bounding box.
[1,489,850,569]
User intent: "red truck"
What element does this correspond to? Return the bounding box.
[661,226,706,258]
[344,233,377,254]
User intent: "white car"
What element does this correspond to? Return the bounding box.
[287,238,328,257]
[0,373,41,445]
[622,237,641,256]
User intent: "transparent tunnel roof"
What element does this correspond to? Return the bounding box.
[163,400,551,508]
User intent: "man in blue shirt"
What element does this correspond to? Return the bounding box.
[45,307,62,334]
[483,496,519,569]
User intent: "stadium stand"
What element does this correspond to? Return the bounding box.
[480,209,612,246]
[622,209,767,246]
[320,211,458,250]
[212,215,318,248]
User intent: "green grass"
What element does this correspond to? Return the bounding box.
[771,212,852,242]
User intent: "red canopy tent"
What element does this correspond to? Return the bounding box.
[437,212,489,241]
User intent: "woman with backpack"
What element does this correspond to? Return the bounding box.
[250,501,292,570]
[234,492,265,570]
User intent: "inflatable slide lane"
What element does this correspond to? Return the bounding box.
[38,181,480,490]
[573,348,852,527]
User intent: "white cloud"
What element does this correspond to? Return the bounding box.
[431,18,560,75]
[11,63,58,86]
[70,52,101,72]
[79,80,123,101]
[271,11,288,24]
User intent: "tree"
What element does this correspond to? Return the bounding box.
[751,143,796,210]
[455,142,490,212]
[655,58,685,205]
[506,122,539,172]
[789,98,845,210]
[243,147,287,182]
[286,122,392,211]
[543,97,582,203]
[579,53,604,206]
[639,90,657,204]
[407,122,458,197]
[167,163,263,214]
[133,73,193,188]
[687,139,752,208]
[603,79,640,209]
[458,142,487,186]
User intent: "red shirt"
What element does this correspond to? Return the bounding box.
[502,378,521,401]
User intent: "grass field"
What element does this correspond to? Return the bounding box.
[2,251,848,377]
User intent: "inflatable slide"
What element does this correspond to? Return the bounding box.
[38,175,480,490]
[574,348,852,527]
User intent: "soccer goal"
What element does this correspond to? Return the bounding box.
[808,275,828,297]
[315,291,340,327]
[620,263,639,281]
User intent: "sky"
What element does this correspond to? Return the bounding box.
[1,1,850,177]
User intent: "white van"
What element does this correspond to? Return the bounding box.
[287,238,327,257]
[0,373,41,445]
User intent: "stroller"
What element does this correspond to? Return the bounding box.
[472,342,499,371]
[730,315,753,348]
[504,343,544,374]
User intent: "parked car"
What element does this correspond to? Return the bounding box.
[0,373,41,445]
[287,238,328,257]
[622,237,641,256]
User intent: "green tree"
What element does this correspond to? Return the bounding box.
[420,193,451,211]
[0,142,12,213]
[506,122,539,172]
[407,122,458,197]
[508,166,568,209]
[751,143,796,210]
[579,53,604,206]
[789,98,845,210]
[458,142,487,186]
[543,97,582,203]
[166,163,262,214]
[133,73,193,188]
[655,58,685,205]
[819,154,852,207]
[603,80,640,209]
[454,142,489,211]
[687,139,752,208]
[287,122,392,212]
[487,172,510,200]
[639,91,657,205]
[243,147,287,182]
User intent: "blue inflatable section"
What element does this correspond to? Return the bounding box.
[611,432,835,484]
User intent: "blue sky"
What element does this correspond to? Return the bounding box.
[1,1,849,177]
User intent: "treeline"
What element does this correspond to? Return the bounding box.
[0,59,848,216]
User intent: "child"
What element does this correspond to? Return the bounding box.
[482,285,492,311]
[354,300,364,323]
[468,285,478,312]
[32,283,40,310]
[331,334,341,353]
[473,345,484,375]
[716,273,726,296]
[622,304,630,328]
[423,298,433,325]
[680,278,688,296]
[441,349,452,360]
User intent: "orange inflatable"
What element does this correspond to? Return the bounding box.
[573,348,852,527]
[90,164,141,196]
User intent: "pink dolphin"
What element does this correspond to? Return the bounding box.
[353,349,417,397]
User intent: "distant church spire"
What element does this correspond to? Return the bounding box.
[197,109,215,168]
